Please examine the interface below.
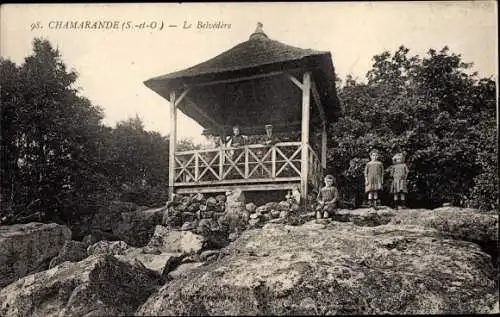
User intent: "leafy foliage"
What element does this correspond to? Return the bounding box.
[101,115,171,207]
[329,46,497,210]
[0,38,198,228]
[1,39,107,225]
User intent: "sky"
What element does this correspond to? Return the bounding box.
[1,2,497,144]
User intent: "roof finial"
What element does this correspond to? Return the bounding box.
[256,22,263,33]
[249,21,268,40]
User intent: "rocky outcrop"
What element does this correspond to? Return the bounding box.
[163,194,225,230]
[333,207,499,269]
[0,255,160,317]
[332,207,497,244]
[390,207,498,245]
[147,225,206,255]
[85,239,184,281]
[219,188,249,234]
[167,262,205,280]
[0,222,71,288]
[89,201,163,247]
[162,193,303,242]
[90,201,140,234]
[1,203,497,316]
[82,233,100,246]
[114,206,166,247]
[246,200,302,229]
[117,248,184,281]
[49,240,88,269]
[137,221,498,315]
[87,240,130,256]
[200,250,220,262]
[333,208,395,226]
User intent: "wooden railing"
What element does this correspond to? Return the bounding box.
[308,144,323,191]
[174,142,322,187]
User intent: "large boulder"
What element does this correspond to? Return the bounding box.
[81,229,118,243]
[147,225,206,255]
[181,220,198,231]
[225,189,249,233]
[90,201,140,234]
[162,207,183,228]
[0,222,71,288]
[116,248,184,280]
[82,233,100,246]
[277,201,291,211]
[333,207,498,245]
[87,240,130,256]
[137,221,497,315]
[196,218,216,235]
[200,250,220,262]
[89,201,161,247]
[215,195,226,203]
[246,203,257,213]
[181,211,196,223]
[114,206,166,247]
[167,262,205,280]
[334,208,395,226]
[194,193,205,202]
[391,207,499,275]
[86,239,183,281]
[0,255,160,317]
[187,202,201,212]
[226,188,245,206]
[391,207,498,245]
[49,240,88,269]
[256,205,271,214]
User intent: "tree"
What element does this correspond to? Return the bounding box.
[1,38,207,230]
[329,46,497,210]
[0,58,23,215]
[100,115,170,206]
[103,115,205,206]
[1,38,106,224]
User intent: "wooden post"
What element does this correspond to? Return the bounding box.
[219,148,224,180]
[244,147,249,179]
[271,146,276,178]
[300,72,311,203]
[219,131,226,180]
[168,91,177,200]
[194,151,199,182]
[321,122,327,169]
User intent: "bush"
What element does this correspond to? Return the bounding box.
[327,46,497,209]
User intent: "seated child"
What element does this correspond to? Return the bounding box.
[316,174,339,219]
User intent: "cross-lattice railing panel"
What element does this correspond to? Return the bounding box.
[174,141,325,194]
[175,142,308,185]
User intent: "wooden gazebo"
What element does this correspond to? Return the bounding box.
[144,23,341,201]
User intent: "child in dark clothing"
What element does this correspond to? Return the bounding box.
[316,174,339,219]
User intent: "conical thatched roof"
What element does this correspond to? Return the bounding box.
[144,23,341,134]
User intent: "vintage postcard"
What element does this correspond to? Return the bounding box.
[1,2,498,316]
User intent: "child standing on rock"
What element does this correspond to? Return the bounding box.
[316,174,339,219]
[364,149,384,209]
[388,153,409,209]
